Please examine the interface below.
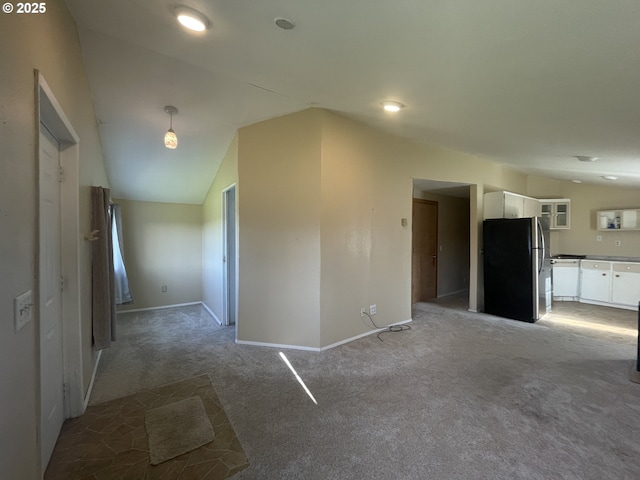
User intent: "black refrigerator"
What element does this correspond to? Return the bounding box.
[483,217,552,323]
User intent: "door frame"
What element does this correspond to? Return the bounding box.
[36,72,84,438]
[221,184,238,333]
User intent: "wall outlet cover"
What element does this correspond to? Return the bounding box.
[14,290,33,333]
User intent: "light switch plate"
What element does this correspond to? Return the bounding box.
[14,290,33,333]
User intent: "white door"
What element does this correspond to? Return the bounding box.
[222,186,237,326]
[39,125,64,473]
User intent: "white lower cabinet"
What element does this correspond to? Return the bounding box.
[579,261,612,303]
[611,263,640,307]
[579,260,640,310]
[552,260,580,300]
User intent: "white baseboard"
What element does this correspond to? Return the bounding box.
[117,301,202,314]
[321,319,413,350]
[201,302,222,325]
[236,319,413,352]
[83,349,102,410]
[437,289,469,299]
[236,340,321,352]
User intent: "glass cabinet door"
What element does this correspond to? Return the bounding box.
[555,203,569,228]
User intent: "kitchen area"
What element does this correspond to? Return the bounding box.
[483,191,640,337]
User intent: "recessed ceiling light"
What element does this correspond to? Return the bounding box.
[382,101,404,112]
[174,6,209,32]
[275,17,295,30]
[571,180,582,184]
[575,155,598,162]
[602,175,618,180]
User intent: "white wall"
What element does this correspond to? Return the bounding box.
[0,1,109,477]
[116,200,203,311]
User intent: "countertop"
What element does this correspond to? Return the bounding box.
[552,254,640,263]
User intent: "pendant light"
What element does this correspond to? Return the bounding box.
[164,106,178,149]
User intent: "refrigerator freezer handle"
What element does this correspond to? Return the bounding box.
[537,219,545,274]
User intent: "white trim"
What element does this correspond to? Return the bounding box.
[83,349,102,410]
[579,298,637,311]
[320,319,413,351]
[201,302,222,325]
[237,319,414,352]
[437,289,468,299]
[117,301,201,314]
[236,340,321,352]
[37,72,85,424]
[221,183,238,334]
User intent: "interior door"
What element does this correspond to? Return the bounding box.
[223,186,237,326]
[39,125,64,473]
[412,199,438,303]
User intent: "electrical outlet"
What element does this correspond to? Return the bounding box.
[369,304,377,315]
[162,285,168,293]
[360,307,366,317]
[596,235,602,241]
[615,240,622,247]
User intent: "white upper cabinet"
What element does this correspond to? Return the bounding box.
[540,199,571,230]
[597,208,640,231]
[484,191,540,220]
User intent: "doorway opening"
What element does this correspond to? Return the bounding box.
[222,185,238,328]
[412,179,471,309]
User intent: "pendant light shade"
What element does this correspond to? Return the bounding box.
[164,106,178,149]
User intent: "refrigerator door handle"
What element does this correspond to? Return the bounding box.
[537,218,545,275]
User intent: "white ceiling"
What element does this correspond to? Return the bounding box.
[65,0,640,204]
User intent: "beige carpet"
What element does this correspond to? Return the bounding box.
[85,303,640,479]
[145,395,214,465]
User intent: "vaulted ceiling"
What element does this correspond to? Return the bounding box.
[65,0,640,204]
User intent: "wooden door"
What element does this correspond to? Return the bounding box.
[412,199,438,303]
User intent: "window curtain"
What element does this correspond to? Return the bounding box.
[111,203,133,305]
[91,186,116,350]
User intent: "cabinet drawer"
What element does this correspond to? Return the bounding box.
[613,263,640,274]
[553,260,580,267]
[581,261,611,271]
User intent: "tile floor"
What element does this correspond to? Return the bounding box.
[44,374,248,480]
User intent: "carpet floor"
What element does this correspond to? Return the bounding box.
[81,300,640,479]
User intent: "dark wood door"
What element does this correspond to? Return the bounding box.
[412,199,438,303]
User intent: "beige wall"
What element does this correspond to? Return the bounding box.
[202,136,238,323]
[319,112,413,346]
[528,176,640,258]
[414,191,471,297]
[237,109,323,347]
[116,200,203,311]
[0,1,109,477]
[232,108,528,348]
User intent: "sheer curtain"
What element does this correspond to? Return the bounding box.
[111,203,133,305]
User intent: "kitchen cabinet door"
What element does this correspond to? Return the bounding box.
[523,197,541,217]
[540,199,571,229]
[503,193,524,218]
[580,262,611,303]
[611,263,640,307]
[553,261,580,299]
